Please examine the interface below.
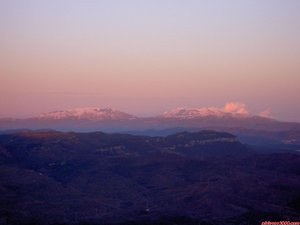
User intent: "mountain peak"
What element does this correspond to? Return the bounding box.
[162,107,250,119]
[163,107,224,118]
[162,102,250,119]
[38,107,137,120]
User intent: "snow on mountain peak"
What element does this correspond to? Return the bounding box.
[38,107,137,120]
[163,102,250,119]
[163,107,223,119]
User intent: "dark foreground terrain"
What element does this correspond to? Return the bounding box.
[0,130,299,225]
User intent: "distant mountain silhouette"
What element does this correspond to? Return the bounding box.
[0,107,300,133]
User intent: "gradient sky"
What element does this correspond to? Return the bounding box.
[1,0,300,121]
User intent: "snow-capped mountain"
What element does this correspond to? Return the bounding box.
[162,107,235,119]
[0,103,300,133]
[38,107,137,121]
[162,102,250,119]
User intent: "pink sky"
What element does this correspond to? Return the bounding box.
[1,1,300,121]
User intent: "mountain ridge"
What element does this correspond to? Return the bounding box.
[37,107,137,120]
[162,106,250,119]
[1,106,300,134]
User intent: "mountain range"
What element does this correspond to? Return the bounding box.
[1,104,300,224]
[1,106,299,131]
[1,105,300,147]
[37,107,137,120]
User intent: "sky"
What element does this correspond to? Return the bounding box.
[0,0,300,121]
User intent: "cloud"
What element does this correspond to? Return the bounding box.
[222,102,249,114]
[259,108,272,118]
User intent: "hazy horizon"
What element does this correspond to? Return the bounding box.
[0,101,295,123]
[1,1,300,122]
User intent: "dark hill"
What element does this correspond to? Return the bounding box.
[0,130,299,225]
